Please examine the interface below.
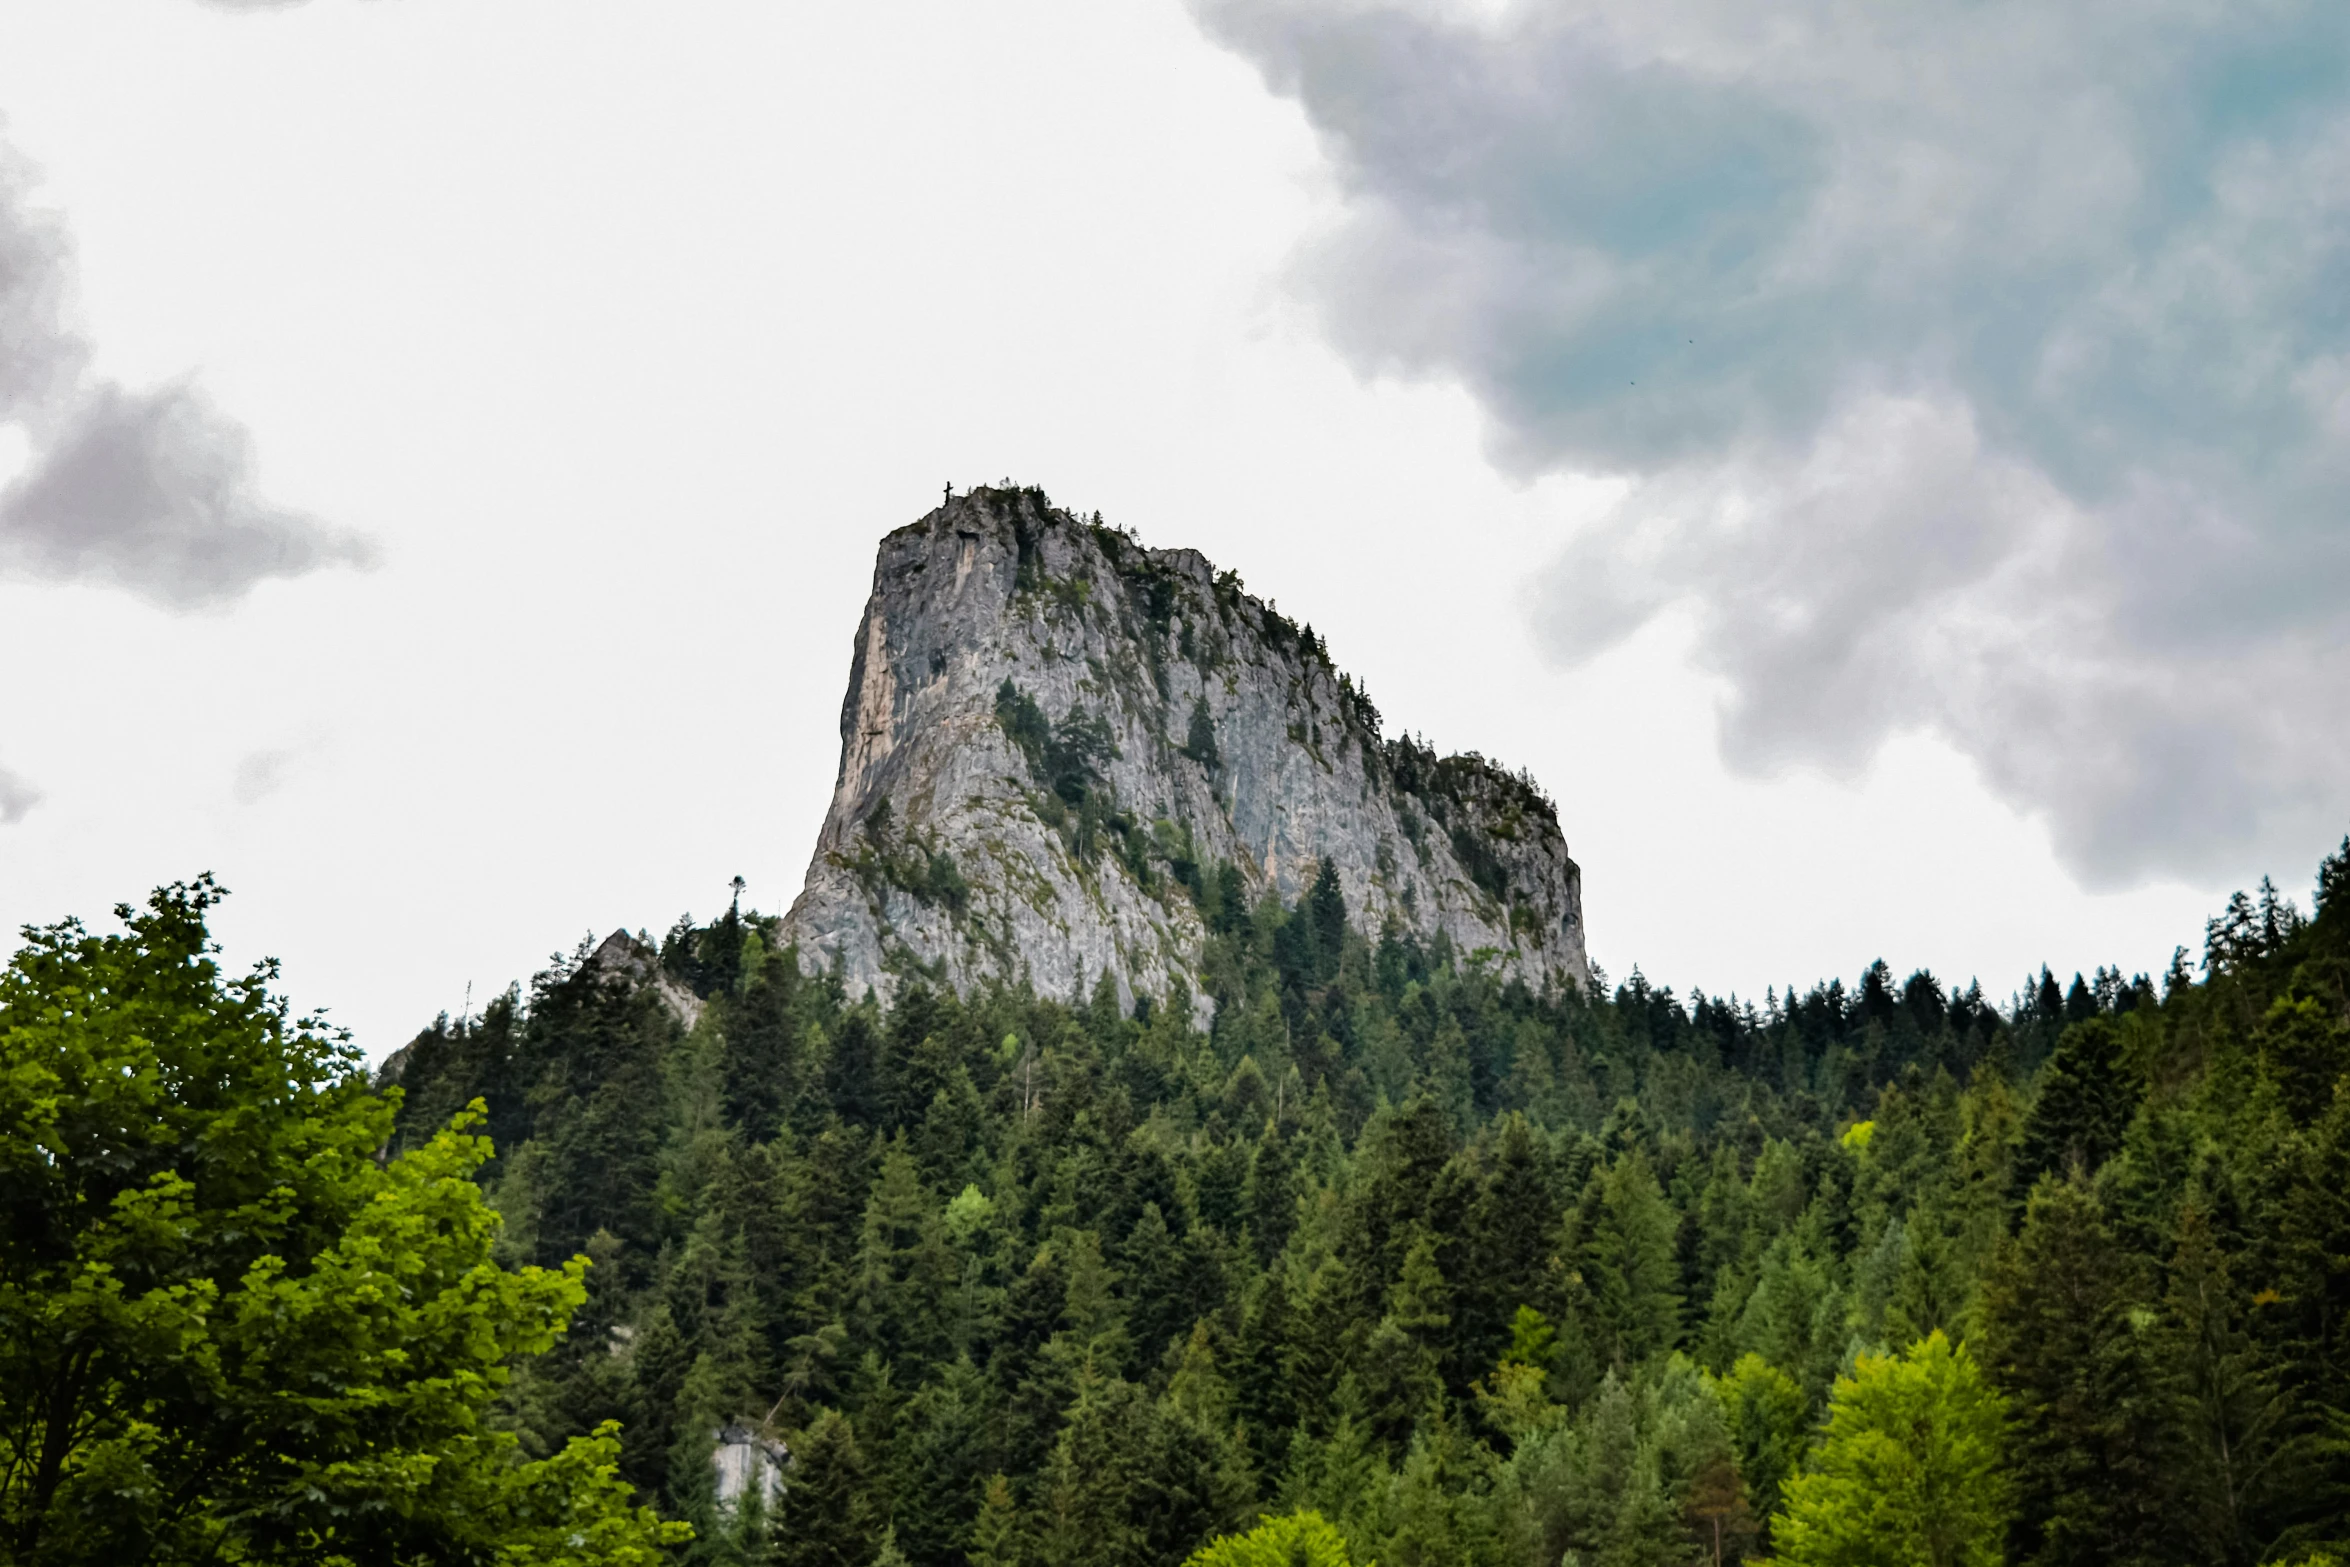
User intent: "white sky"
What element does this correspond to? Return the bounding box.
[0,1,2257,1058]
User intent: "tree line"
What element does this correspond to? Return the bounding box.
[379,841,2350,1565]
[5,841,2346,1564]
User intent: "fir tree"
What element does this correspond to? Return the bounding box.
[1980,1176,2172,1567]
[1572,1148,1685,1371]
[968,1473,1026,1567]
[771,1408,880,1567]
[2011,1019,2137,1198]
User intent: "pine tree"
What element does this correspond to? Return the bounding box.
[1451,1114,1564,1382]
[1361,1228,1452,1449]
[1244,1117,1300,1264]
[626,1303,695,1503]
[1117,1201,1190,1367]
[2258,995,2350,1125]
[1309,858,1348,984]
[1182,696,1222,772]
[1382,1405,1499,1567]
[722,958,808,1137]
[2251,1080,2350,1539]
[1289,1255,1371,1433]
[1033,1374,1151,1567]
[1057,1226,1130,1369]
[1424,1017,1476,1133]
[1278,1375,1392,1553]
[1884,1200,1970,1347]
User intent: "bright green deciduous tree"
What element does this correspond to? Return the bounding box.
[0,879,687,1566]
[1769,1331,2012,1567]
[1184,1509,1363,1567]
[1713,1354,1808,1550]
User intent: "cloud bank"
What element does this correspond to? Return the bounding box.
[1193,0,2350,884]
[0,134,370,609]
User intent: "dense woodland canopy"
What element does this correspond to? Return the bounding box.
[375,838,2350,1567]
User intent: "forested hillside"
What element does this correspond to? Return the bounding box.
[385,843,2350,1566]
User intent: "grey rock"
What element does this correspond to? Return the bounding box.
[780,486,1587,1014]
[712,1421,788,1513]
[588,929,703,1030]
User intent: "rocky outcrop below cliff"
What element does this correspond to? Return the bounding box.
[779,485,1587,1012]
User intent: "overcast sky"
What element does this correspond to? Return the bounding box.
[0,0,2337,1057]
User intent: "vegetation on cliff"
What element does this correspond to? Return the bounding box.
[790,487,1585,1007]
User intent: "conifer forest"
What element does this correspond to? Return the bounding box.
[344,837,2350,1567]
[9,843,2350,1565]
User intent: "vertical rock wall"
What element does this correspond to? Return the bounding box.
[780,486,1587,1012]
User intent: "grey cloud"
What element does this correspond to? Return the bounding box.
[1,382,374,609]
[0,143,87,425]
[1194,0,2350,883]
[0,127,369,608]
[0,761,39,824]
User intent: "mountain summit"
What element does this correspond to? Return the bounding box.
[780,485,1587,1011]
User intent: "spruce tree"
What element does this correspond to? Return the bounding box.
[771,1408,880,1567]
[888,1356,996,1567]
[1980,1175,2172,1566]
[968,1473,1025,1567]
[2011,1019,2136,1198]
[1572,1148,1685,1371]
[853,1138,956,1374]
[2159,1201,2289,1565]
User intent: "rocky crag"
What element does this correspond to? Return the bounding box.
[780,485,1587,1013]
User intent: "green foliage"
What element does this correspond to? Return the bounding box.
[995,680,1117,805]
[1183,696,1222,771]
[1570,1147,1684,1372]
[993,677,1162,875]
[2010,1018,2137,1198]
[996,679,1054,775]
[2258,994,2350,1124]
[1182,1510,1361,1567]
[771,1408,879,1567]
[1482,1354,1744,1567]
[362,837,2350,1565]
[1714,1355,1808,1547]
[0,878,686,1565]
[1769,1332,2012,1567]
[844,798,972,917]
[1980,1175,2171,1566]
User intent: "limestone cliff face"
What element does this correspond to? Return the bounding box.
[780,486,1587,1011]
